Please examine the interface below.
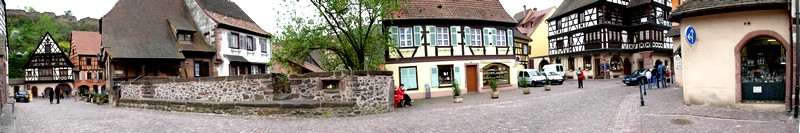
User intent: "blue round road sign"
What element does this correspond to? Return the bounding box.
[686,26,697,45]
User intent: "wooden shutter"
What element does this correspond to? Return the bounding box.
[483,28,490,46]
[464,27,471,46]
[390,26,399,46]
[427,26,436,46]
[430,67,438,87]
[450,26,458,46]
[507,29,513,46]
[453,66,461,84]
[413,26,422,46]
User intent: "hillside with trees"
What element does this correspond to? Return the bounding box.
[7,7,98,78]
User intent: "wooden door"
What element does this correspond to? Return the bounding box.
[466,65,478,92]
[594,59,601,79]
[624,59,632,75]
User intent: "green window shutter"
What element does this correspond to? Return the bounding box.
[390,26,399,46]
[413,26,422,46]
[454,66,461,84]
[491,28,498,46]
[483,28,490,46]
[507,29,513,46]
[400,67,417,89]
[464,27,472,46]
[450,26,458,46]
[431,67,439,87]
[427,26,436,46]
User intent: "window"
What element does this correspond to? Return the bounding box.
[87,72,92,80]
[583,56,592,70]
[229,65,238,76]
[244,36,254,51]
[229,33,239,49]
[399,27,413,47]
[177,33,192,43]
[251,65,259,74]
[483,63,510,85]
[496,30,506,46]
[194,62,201,77]
[568,57,575,71]
[470,29,482,46]
[98,72,103,80]
[436,27,449,46]
[85,57,91,66]
[399,67,418,90]
[437,65,454,86]
[239,34,247,50]
[260,38,268,53]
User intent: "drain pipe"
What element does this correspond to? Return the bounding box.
[794,0,799,118]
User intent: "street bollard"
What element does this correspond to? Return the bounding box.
[642,79,647,95]
[639,79,645,106]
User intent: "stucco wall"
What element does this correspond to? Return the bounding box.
[679,9,791,107]
[216,28,271,76]
[528,9,557,57]
[673,37,684,87]
[386,59,519,98]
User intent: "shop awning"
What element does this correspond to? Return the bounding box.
[224,55,249,62]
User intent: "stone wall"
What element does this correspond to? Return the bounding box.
[118,71,394,117]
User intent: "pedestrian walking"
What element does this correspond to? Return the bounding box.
[55,88,61,104]
[645,69,653,90]
[665,67,671,87]
[658,64,666,88]
[577,67,585,88]
[48,89,54,104]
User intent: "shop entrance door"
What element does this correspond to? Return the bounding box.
[466,65,478,92]
[594,59,601,79]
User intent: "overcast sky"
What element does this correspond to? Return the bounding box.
[7,0,563,34]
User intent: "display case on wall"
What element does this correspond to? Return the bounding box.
[483,64,510,85]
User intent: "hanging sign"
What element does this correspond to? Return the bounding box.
[686,26,697,46]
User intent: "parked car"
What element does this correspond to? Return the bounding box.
[542,64,565,78]
[15,91,30,102]
[546,71,564,85]
[623,69,648,86]
[518,69,548,87]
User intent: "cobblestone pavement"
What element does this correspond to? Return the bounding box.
[11,79,799,132]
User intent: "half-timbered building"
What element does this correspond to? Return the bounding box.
[514,7,557,71]
[547,0,674,79]
[385,0,526,98]
[24,32,74,97]
[69,31,104,95]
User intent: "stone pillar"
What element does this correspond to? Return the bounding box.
[639,51,654,69]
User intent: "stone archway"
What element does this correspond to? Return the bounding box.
[538,59,550,71]
[734,30,792,106]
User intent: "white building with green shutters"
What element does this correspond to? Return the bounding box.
[383,0,530,99]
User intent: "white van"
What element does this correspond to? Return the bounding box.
[542,64,565,78]
[518,69,548,86]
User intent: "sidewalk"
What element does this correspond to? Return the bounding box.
[1,98,15,133]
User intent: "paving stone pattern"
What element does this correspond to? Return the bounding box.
[13,79,799,132]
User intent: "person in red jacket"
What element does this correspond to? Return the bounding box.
[577,67,585,88]
[394,84,405,108]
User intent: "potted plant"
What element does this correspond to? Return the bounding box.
[519,77,530,94]
[543,74,552,91]
[489,78,499,99]
[452,81,463,103]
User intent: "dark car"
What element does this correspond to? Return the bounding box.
[15,91,30,102]
[622,69,649,86]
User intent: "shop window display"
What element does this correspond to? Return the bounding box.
[438,65,454,86]
[740,37,785,101]
[483,63,510,85]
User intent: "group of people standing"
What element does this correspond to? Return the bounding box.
[644,64,671,90]
[45,88,67,104]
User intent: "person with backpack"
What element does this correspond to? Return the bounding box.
[577,67,585,88]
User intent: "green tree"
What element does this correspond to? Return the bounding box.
[58,41,70,53]
[273,0,399,71]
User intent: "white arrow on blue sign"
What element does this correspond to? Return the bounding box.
[686,26,697,45]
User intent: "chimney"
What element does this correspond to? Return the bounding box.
[533,8,538,12]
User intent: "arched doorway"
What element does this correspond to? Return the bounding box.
[31,86,38,97]
[56,84,71,98]
[44,87,53,98]
[538,59,549,71]
[738,36,788,102]
[78,85,90,96]
[655,60,663,68]
[624,58,632,75]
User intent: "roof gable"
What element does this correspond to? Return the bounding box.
[193,0,269,36]
[70,31,101,55]
[548,0,599,20]
[25,32,74,68]
[392,0,516,24]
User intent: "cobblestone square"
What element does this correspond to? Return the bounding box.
[5,79,798,132]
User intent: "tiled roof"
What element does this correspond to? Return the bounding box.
[669,0,787,22]
[168,18,196,31]
[513,30,532,41]
[518,7,555,36]
[549,0,598,20]
[627,0,653,8]
[392,0,516,24]
[224,54,249,62]
[666,26,680,37]
[195,0,270,36]
[102,0,189,59]
[71,31,101,55]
